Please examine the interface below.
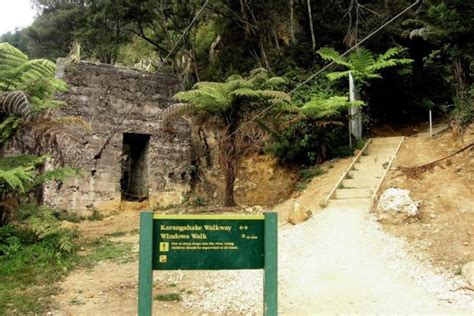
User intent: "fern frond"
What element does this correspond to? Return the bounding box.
[349,48,375,72]
[0,43,28,74]
[259,90,292,103]
[0,166,34,193]
[317,47,353,68]
[327,71,351,81]
[0,155,45,170]
[379,47,406,60]
[300,96,364,120]
[33,167,81,186]
[0,91,34,119]
[266,77,286,87]
[230,87,261,98]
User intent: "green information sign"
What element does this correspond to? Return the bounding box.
[152,215,264,270]
[137,211,278,316]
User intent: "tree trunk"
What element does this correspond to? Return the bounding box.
[220,125,238,207]
[224,160,236,207]
[307,0,316,50]
[259,39,271,70]
[452,58,469,94]
[289,0,296,43]
[273,28,280,50]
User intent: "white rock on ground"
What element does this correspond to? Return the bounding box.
[462,261,474,287]
[288,199,312,225]
[377,188,419,224]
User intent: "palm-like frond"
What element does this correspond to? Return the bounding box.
[0,166,34,193]
[266,77,287,87]
[326,70,353,81]
[317,47,353,69]
[0,42,68,98]
[259,90,291,103]
[300,96,364,120]
[0,43,28,74]
[230,87,261,98]
[0,91,35,120]
[318,46,413,82]
[349,48,375,72]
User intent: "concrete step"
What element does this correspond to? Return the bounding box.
[358,156,391,164]
[335,188,372,199]
[342,178,379,189]
[368,142,399,149]
[326,198,372,209]
[366,148,397,156]
[352,162,386,172]
[370,137,403,145]
[347,170,384,179]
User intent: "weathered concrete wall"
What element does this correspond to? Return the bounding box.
[44,60,192,213]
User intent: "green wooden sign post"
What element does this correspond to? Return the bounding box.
[138,211,278,316]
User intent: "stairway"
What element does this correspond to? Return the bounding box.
[323,136,404,210]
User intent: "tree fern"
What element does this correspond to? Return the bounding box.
[0,43,84,165]
[317,46,413,83]
[170,68,290,206]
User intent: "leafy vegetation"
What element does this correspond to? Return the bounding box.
[0,43,82,314]
[0,205,78,314]
[317,47,413,84]
[171,68,290,206]
[0,43,82,225]
[154,293,182,302]
[1,1,469,124]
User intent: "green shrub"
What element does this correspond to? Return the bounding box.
[192,196,206,207]
[154,293,182,302]
[298,166,323,180]
[452,89,474,127]
[266,122,354,165]
[0,205,78,314]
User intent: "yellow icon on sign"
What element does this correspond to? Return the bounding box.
[159,242,170,252]
[159,255,167,263]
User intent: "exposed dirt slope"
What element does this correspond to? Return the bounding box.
[380,124,474,270]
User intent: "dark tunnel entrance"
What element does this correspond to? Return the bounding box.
[121,133,150,201]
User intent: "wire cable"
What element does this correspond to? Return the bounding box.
[221,0,420,142]
[92,0,210,161]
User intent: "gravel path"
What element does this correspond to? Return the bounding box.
[54,207,473,315]
[184,207,473,314]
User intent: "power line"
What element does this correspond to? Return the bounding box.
[222,0,420,142]
[92,0,210,162]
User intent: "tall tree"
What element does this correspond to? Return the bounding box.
[307,0,315,50]
[24,3,85,60]
[170,68,290,206]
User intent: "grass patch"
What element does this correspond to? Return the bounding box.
[0,238,78,315]
[295,165,324,192]
[81,239,134,267]
[295,182,307,191]
[154,293,182,302]
[54,210,83,223]
[86,210,104,221]
[191,196,206,207]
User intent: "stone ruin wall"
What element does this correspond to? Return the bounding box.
[43,60,192,214]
